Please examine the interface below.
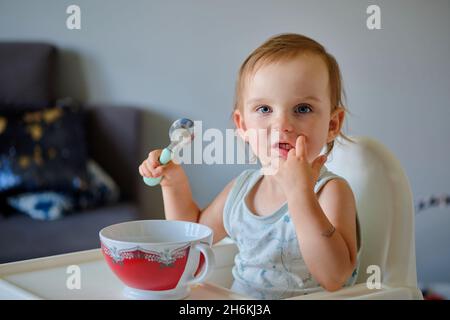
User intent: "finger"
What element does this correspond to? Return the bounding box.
[147,156,160,168]
[147,150,162,167]
[151,166,164,178]
[144,161,160,177]
[161,160,179,170]
[296,135,307,160]
[287,148,296,160]
[141,163,152,177]
[147,159,159,168]
[153,166,163,177]
[139,165,147,177]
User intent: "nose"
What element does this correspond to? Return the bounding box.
[273,112,294,133]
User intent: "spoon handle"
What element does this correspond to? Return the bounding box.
[143,147,172,186]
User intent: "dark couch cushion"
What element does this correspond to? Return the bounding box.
[85,106,141,202]
[0,42,56,108]
[0,202,139,263]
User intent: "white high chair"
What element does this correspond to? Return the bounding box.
[321,136,423,299]
[209,136,423,299]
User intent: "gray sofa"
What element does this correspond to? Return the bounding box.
[0,42,155,263]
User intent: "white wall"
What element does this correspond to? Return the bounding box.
[1,0,449,284]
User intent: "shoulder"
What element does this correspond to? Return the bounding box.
[221,169,258,203]
[317,178,356,221]
[318,177,354,200]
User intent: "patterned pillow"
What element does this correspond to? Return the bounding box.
[75,159,120,210]
[7,159,120,220]
[7,191,72,221]
[0,99,89,199]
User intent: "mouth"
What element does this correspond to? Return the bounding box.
[272,141,294,158]
[272,140,294,150]
[277,142,294,151]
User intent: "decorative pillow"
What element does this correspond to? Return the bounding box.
[75,159,120,211]
[0,99,89,199]
[6,159,120,221]
[7,191,72,221]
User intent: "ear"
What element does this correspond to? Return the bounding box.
[327,107,345,143]
[233,109,248,141]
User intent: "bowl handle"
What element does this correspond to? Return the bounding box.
[187,243,215,285]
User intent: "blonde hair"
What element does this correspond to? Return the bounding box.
[233,33,352,156]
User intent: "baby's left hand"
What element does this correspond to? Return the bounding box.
[269,135,327,196]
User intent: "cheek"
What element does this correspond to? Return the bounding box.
[304,126,330,159]
[243,129,274,165]
[306,141,325,162]
[247,129,270,150]
[242,117,270,141]
[244,114,268,129]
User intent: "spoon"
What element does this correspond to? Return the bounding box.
[143,118,195,186]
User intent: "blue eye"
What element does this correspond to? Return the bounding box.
[295,104,312,113]
[256,105,272,114]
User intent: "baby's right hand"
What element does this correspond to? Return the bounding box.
[139,149,186,187]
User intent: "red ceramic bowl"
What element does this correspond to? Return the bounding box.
[99,220,215,299]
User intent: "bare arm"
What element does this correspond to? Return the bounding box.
[287,178,358,292]
[161,167,201,223]
[162,172,235,245]
[139,150,201,222]
[139,149,235,245]
[197,178,235,244]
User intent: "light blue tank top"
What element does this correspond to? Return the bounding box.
[223,166,361,300]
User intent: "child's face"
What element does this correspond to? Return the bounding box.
[234,54,344,166]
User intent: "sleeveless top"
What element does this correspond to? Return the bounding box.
[223,166,361,299]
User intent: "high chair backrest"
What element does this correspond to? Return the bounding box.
[326,136,418,288]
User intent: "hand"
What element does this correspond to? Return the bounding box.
[269,135,327,196]
[139,149,187,188]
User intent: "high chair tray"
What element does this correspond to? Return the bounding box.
[0,239,248,300]
[0,238,422,300]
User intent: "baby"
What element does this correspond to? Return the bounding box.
[139,33,361,299]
